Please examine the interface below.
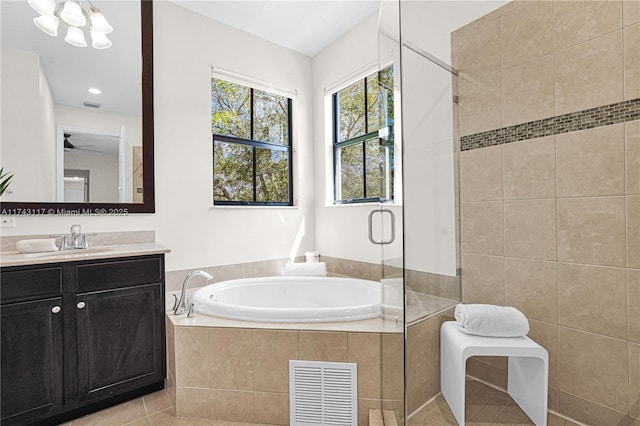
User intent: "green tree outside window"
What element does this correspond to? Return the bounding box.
[334,66,394,203]
[212,76,292,206]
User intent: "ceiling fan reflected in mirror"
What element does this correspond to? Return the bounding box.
[63,133,99,152]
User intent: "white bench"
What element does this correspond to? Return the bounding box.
[440,321,548,426]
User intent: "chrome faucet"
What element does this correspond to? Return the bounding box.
[173,270,213,316]
[50,224,97,250]
[69,224,83,248]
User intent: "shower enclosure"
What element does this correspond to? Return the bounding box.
[375,0,462,422]
[400,36,461,421]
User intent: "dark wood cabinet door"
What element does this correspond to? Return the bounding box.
[1,298,64,424]
[75,283,164,403]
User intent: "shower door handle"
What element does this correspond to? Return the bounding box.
[368,208,395,245]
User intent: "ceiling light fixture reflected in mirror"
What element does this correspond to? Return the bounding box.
[88,87,102,95]
[30,0,112,49]
[27,0,55,17]
[60,0,85,27]
[88,6,113,34]
[65,25,87,47]
[90,29,112,49]
[33,13,59,36]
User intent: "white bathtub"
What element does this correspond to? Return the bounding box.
[190,276,381,322]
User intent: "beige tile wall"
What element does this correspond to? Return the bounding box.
[454,0,637,138]
[405,269,461,302]
[165,256,385,293]
[164,258,295,292]
[405,309,455,415]
[167,321,403,426]
[454,1,639,424]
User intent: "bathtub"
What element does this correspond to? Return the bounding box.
[190,276,381,322]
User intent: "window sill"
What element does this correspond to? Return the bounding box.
[211,205,300,210]
[324,202,400,208]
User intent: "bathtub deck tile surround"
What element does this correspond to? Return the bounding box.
[252,330,298,393]
[299,331,349,361]
[167,315,404,425]
[208,328,254,390]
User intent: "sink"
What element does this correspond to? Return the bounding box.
[24,247,115,259]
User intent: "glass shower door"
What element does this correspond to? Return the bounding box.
[376,0,406,423]
[399,2,462,421]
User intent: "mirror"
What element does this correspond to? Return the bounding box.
[0,0,154,213]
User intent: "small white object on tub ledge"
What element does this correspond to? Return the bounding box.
[283,262,327,277]
[304,250,320,262]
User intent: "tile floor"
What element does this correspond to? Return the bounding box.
[62,379,581,426]
[408,379,580,426]
[59,389,278,426]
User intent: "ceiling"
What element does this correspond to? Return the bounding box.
[171,1,380,57]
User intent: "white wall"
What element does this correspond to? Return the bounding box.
[64,150,119,203]
[39,60,57,200]
[55,105,142,203]
[3,1,508,274]
[1,48,56,202]
[55,105,142,149]
[311,12,403,265]
[3,2,316,272]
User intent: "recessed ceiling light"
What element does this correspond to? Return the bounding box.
[88,87,102,95]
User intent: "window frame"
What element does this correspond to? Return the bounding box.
[332,68,394,205]
[212,81,294,207]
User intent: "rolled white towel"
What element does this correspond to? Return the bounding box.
[16,238,59,254]
[455,303,529,337]
[283,262,327,277]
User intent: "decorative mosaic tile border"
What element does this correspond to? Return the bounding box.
[460,98,640,151]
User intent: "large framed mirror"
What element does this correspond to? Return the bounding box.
[0,0,154,214]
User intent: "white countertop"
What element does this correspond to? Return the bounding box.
[0,243,170,268]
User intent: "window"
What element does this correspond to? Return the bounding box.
[333,66,394,204]
[212,77,293,206]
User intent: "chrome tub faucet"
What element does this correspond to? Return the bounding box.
[173,270,213,316]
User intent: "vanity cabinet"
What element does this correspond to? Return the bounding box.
[1,297,65,423]
[0,254,166,426]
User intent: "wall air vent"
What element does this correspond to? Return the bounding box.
[289,360,357,426]
[83,101,101,109]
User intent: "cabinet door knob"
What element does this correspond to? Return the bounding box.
[51,306,61,314]
[77,301,86,309]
